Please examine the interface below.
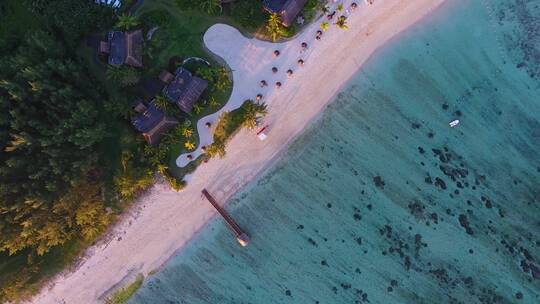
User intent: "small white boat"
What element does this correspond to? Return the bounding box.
[449,119,460,127]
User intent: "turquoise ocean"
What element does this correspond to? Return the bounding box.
[130,1,540,303]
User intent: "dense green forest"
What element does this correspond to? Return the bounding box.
[0,0,144,301]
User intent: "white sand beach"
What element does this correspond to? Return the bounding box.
[31,0,445,303]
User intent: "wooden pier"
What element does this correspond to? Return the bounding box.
[202,189,250,247]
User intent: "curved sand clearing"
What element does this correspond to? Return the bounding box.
[30,0,446,303]
[177,18,320,167]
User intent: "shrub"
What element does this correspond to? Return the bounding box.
[163,172,186,191]
[196,66,231,92]
[106,66,141,87]
[106,274,144,304]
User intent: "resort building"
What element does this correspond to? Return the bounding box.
[161,67,208,113]
[262,0,308,27]
[100,30,143,67]
[131,101,178,145]
[95,0,121,7]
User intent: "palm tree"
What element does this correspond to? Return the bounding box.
[184,140,196,151]
[322,4,330,14]
[215,67,231,91]
[337,4,344,11]
[335,16,349,30]
[195,67,215,82]
[4,134,27,152]
[266,13,286,42]
[162,130,178,145]
[106,66,140,87]
[120,68,140,86]
[106,66,123,82]
[206,140,226,158]
[154,95,169,111]
[209,96,220,109]
[242,101,268,130]
[182,127,193,138]
[192,103,203,115]
[116,14,139,31]
[157,164,168,175]
[320,22,330,31]
[200,0,221,15]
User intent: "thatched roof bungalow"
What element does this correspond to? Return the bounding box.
[100,29,143,67]
[132,101,178,145]
[162,67,208,113]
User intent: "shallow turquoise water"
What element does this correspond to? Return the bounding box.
[130,1,540,303]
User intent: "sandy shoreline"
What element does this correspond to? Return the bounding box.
[30,1,446,303]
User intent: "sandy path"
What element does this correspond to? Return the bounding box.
[30,1,445,303]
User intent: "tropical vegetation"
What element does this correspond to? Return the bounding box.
[208,100,268,159]
[199,0,222,15]
[266,13,287,42]
[320,21,330,31]
[116,14,140,30]
[0,0,324,301]
[106,66,141,87]
[335,15,349,30]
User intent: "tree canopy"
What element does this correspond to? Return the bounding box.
[26,0,114,46]
[0,31,111,256]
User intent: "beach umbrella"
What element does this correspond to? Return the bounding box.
[272,67,278,73]
[275,81,282,88]
[287,69,293,77]
[274,50,280,57]
[298,59,305,66]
